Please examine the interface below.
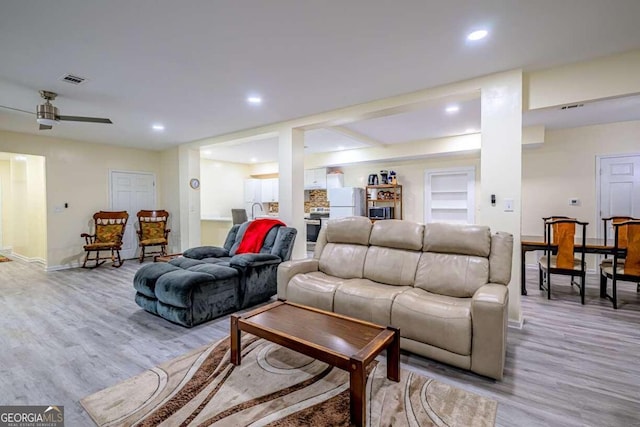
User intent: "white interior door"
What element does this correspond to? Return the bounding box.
[598,154,640,240]
[110,171,156,259]
[424,167,475,224]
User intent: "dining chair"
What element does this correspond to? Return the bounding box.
[136,210,170,263]
[600,216,635,291]
[81,210,129,268]
[600,219,640,308]
[539,218,588,304]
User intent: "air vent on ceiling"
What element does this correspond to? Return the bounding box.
[560,103,584,110]
[59,73,87,85]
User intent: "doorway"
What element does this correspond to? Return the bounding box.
[596,154,640,241]
[110,171,156,259]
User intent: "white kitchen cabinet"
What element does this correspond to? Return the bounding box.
[261,178,279,202]
[304,168,327,189]
[244,179,262,203]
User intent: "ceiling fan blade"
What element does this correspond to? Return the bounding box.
[57,115,112,124]
[0,105,35,115]
[39,124,53,130]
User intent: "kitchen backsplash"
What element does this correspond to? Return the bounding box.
[267,189,329,213]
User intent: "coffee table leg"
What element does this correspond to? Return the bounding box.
[349,358,366,427]
[230,315,241,365]
[386,326,400,382]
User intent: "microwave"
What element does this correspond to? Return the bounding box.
[369,206,394,219]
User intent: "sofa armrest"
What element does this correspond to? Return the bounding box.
[183,246,229,260]
[470,284,509,380]
[277,259,319,300]
[229,253,281,268]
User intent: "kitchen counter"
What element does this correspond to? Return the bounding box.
[201,216,233,222]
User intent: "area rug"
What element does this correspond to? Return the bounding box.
[81,335,497,426]
[0,255,11,262]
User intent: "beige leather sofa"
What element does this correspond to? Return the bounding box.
[277,216,513,380]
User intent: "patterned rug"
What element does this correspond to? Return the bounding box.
[81,336,497,426]
[0,255,11,262]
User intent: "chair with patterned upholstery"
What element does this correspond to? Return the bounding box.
[81,211,129,268]
[136,210,170,262]
[601,219,640,308]
[539,218,589,304]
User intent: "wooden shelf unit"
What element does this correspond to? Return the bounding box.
[366,184,402,220]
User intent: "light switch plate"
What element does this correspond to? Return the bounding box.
[504,199,514,212]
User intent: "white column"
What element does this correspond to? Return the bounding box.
[278,127,306,259]
[479,70,523,326]
[178,145,201,251]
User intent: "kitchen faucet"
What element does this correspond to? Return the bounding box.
[251,202,264,219]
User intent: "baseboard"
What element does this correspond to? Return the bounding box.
[46,262,82,272]
[508,315,524,330]
[8,252,46,267]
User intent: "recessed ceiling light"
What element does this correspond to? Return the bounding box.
[445,105,460,114]
[152,124,165,131]
[250,157,258,162]
[467,30,488,41]
[247,96,262,105]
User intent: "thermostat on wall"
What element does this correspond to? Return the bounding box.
[569,198,580,206]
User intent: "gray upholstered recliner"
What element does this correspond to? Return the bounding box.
[134,221,297,327]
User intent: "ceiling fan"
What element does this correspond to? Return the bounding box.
[0,90,113,130]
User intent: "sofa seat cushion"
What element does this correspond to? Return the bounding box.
[334,279,411,326]
[392,288,472,356]
[133,263,182,298]
[169,257,206,269]
[286,271,346,312]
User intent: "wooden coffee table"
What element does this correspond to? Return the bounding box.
[230,300,400,427]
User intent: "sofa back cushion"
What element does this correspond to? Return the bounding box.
[319,217,372,279]
[369,219,424,250]
[364,246,420,286]
[325,216,372,245]
[319,243,368,279]
[489,232,514,285]
[270,227,297,261]
[423,223,490,257]
[414,252,489,297]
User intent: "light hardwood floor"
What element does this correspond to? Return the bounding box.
[0,259,638,426]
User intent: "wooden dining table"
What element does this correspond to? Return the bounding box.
[520,235,616,295]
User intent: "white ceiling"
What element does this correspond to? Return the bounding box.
[1,1,640,153]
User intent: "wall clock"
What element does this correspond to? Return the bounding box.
[189,178,200,189]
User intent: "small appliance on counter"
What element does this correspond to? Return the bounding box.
[379,170,389,184]
[368,174,379,185]
[368,206,394,219]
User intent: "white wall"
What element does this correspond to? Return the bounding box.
[522,119,640,267]
[200,159,250,218]
[0,130,164,269]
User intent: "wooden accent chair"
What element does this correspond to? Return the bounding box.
[600,216,636,293]
[81,211,129,268]
[136,210,170,262]
[601,219,640,308]
[539,218,589,304]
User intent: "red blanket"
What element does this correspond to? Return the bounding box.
[235,219,286,254]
